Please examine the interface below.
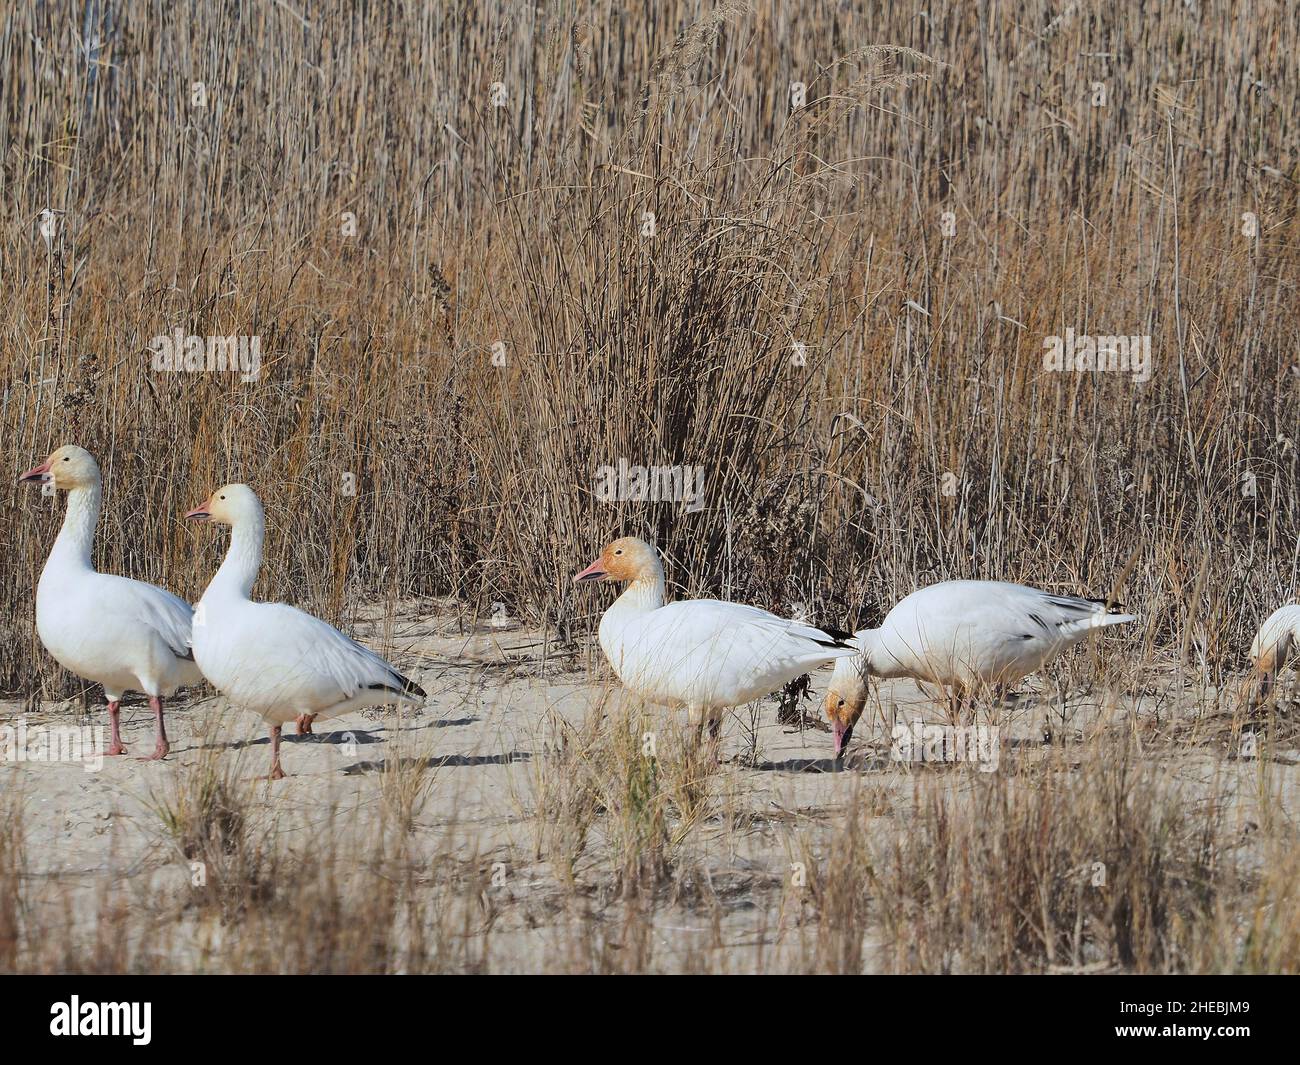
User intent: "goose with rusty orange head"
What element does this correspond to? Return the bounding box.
[573,536,857,745]
[1250,604,1300,703]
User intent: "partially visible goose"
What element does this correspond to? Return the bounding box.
[185,484,425,779]
[573,537,857,743]
[825,580,1136,760]
[1250,605,1300,701]
[19,445,202,759]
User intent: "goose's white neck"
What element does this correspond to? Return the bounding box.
[48,482,102,573]
[204,512,265,602]
[856,628,905,679]
[608,561,666,616]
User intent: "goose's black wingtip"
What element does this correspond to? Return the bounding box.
[812,624,856,650]
[368,674,426,700]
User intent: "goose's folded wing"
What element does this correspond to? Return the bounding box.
[613,599,855,704]
[96,575,195,659]
[650,600,856,660]
[256,603,425,701]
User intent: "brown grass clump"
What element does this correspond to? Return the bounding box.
[0,789,24,971]
[534,697,724,897]
[144,745,271,918]
[867,739,1235,973]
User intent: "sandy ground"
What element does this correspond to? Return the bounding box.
[4,602,1298,972]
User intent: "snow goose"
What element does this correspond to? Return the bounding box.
[573,536,858,744]
[1249,605,1300,701]
[185,484,425,779]
[824,580,1136,760]
[19,445,202,759]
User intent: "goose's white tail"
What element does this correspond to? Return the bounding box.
[1058,610,1137,639]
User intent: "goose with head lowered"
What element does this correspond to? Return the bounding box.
[185,484,425,779]
[823,579,1136,763]
[1249,604,1300,703]
[573,536,858,746]
[19,445,202,759]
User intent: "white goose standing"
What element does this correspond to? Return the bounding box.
[19,445,202,758]
[185,484,425,779]
[824,580,1136,760]
[574,536,858,744]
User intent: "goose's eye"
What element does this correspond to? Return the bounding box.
[837,699,845,708]
[219,495,225,500]
[614,549,623,555]
[62,456,69,462]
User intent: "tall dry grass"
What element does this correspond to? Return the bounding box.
[2,2,1298,697]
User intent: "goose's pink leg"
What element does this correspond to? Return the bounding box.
[106,701,127,756]
[265,725,285,780]
[137,696,170,761]
[295,713,317,735]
